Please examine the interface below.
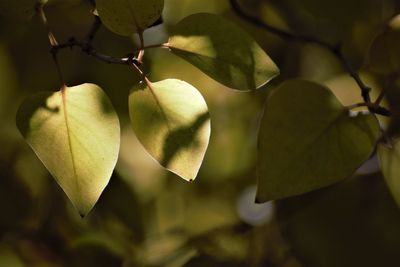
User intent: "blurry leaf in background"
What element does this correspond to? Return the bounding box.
[163,0,228,25]
[0,0,37,22]
[0,162,31,235]
[277,173,400,267]
[116,125,166,202]
[96,0,164,36]
[297,44,342,83]
[16,84,120,216]
[139,232,196,267]
[0,44,22,164]
[93,172,145,242]
[129,79,210,181]
[378,141,400,208]
[257,80,380,201]
[169,13,279,91]
[367,14,400,75]
[201,91,259,180]
[301,0,390,23]
[0,44,17,119]
[13,146,48,199]
[270,0,396,67]
[0,246,25,267]
[183,192,239,237]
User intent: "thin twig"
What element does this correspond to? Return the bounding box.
[346,102,391,116]
[229,0,333,48]
[374,90,386,107]
[331,46,371,103]
[36,3,65,85]
[229,0,374,104]
[52,38,167,66]
[137,31,145,63]
[85,15,101,44]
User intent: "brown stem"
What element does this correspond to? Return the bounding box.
[229,0,371,103]
[52,37,168,65]
[85,15,101,44]
[36,3,65,86]
[137,31,145,63]
[347,102,391,116]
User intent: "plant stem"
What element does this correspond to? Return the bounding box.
[346,102,391,116]
[137,31,145,63]
[229,0,372,103]
[36,3,65,86]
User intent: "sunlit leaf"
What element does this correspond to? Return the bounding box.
[257,80,380,202]
[378,141,400,207]
[96,0,164,36]
[129,79,210,181]
[168,13,279,91]
[16,84,120,216]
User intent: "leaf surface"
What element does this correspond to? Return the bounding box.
[378,141,400,207]
[16,84,120,216]
[96,0,164,36]
[129,79,210,181]
[168,13,279,91]
[257,80,380,201]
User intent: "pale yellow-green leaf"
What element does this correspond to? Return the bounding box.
[96,0,164,36]
[378,141,400,207]
[16,84,120,216]
[257,80,380,202]
[129,79,210,181]
[168,13,279,91]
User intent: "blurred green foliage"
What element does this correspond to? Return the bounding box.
[1,0,400,266]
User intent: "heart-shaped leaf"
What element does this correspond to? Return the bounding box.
[129,79,210,181]
[168,13,279,91]
[96,0,164,36]
[16,84,120,217]
[378,141,400,207]
[257,79,380,202]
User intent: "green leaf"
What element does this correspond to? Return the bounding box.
[378,141,400,207]
[367,14,400,75]
[96,0,164,36]
[256,80,380,202]
[16,84,120,216]
[129,79,210,181]
[168,13,279,91]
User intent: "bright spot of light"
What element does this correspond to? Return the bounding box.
[236,185,274,226]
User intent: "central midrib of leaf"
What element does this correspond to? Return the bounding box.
[61,88,81,204]
[147,83,173,132]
